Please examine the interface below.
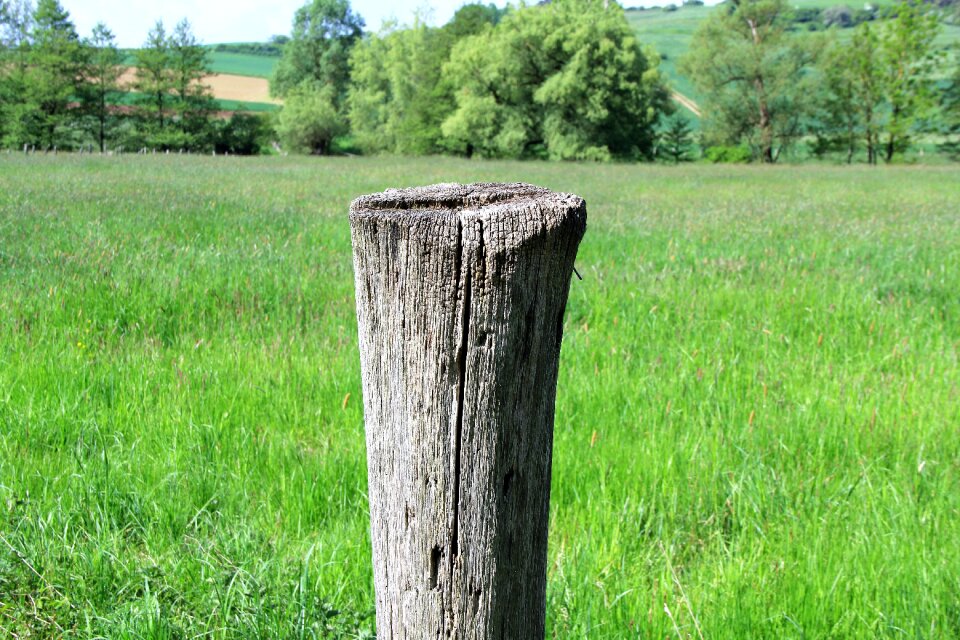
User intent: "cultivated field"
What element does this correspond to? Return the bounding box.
[0,156,958,638]
[117,68,279,108]
[206,51,278,79]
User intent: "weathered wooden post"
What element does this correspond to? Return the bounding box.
[350,183,586,638]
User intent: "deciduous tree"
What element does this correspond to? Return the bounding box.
[270,0,363,100]
[815,2,940,163]
[876,0,940,162]
[441,0,668,160]
[939,56,960,159]
[681,0,817,162]
[348,18,462,155]
[0,0,35,144]
[276,82,345,154]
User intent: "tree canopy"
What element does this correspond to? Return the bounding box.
[270,0,364,100]
[681,0,817,162]
[346,5,502,156]
[814,1,940,163]
[441,0,669,160]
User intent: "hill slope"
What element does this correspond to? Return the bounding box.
[628,1,960,118]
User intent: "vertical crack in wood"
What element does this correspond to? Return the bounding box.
[447,215,471,635]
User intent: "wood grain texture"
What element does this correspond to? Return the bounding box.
[350,183,586,639]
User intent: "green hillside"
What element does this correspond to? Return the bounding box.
[627,0,960,118]
[627,5,712,105]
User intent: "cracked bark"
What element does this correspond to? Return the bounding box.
[350,183,586,639]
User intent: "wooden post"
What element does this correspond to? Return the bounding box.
[350,183,586,639]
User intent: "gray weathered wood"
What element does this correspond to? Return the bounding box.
[350,182,586,639]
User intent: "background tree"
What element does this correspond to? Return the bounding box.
[270,0,363,100]
[134,20,173,132]
[0,1,35,144]
[276,82,345,154]
[0,1,33,75]
[168,18,215,145]
[814,33,861,162]
[659,113,694,162]
[348,20,439,154]
[214,112,273,155]
[814,25,883,163]
[681,0,817,163]
[815,2,941,163]
[442,2,505,40]
[441,0,669,160]
[876,0,940,162]
[83,21,123,152]
[347,5,501,156]
[22,0,84,148]
[940,54,960,159]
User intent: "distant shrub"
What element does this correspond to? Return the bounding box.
[213,42,283,57]
[214,113,273,155]
[683,0,705,6]
[851,7,877,24]
[822,5,854,28]
[663,4,679,11]
[704,144,752,163]
[792,7,822,23]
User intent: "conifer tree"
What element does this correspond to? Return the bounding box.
[83,21,123,152]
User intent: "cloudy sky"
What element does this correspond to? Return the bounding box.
[60,0,507,47]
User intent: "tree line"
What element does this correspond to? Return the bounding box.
[0,0,270,154]
[270,0,670,161]
[263,0,960,163]
[2,0,959,162]
[682,0,959,163]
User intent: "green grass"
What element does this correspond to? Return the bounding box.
[1,155,958,638]
[205,51,278,79]
[212,99,280,113]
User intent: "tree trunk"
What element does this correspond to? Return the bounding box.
[350,183,586,639]
[99,91,106,154]
[885,105,901,164]
[755,85,774,164]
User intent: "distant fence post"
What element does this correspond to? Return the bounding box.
[350,183,586,638]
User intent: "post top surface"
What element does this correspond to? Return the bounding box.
[350,182,581,217]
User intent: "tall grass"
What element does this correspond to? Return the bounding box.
[0,155,958,638]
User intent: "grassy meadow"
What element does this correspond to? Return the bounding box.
[0,155,959,638]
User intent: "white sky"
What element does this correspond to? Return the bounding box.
[60,0,505,48]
